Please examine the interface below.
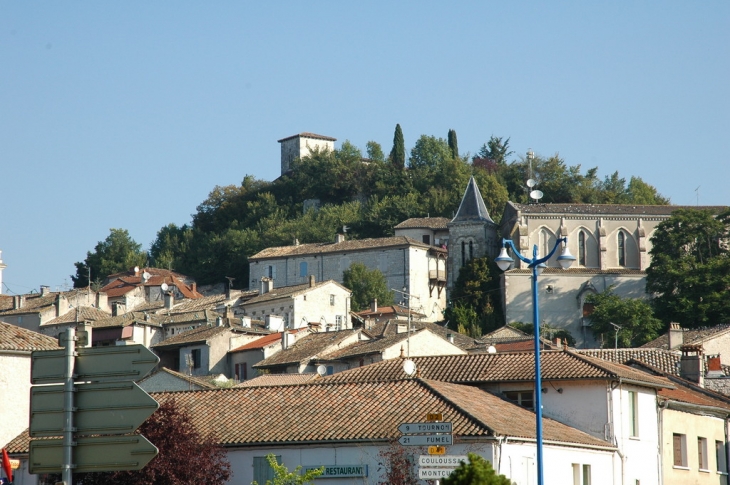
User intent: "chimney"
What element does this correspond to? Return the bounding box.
[164,291,174,310]
[282,331,289,350]
[40,285,50,297]
[225,305,234,320]
[309,275,316,288]
[707,354,724,378]
[397,322,408,334]
[679,344,704,386]
[216,316,223,327]
[241,316,251,328]
[335,233,345,243]
[446,333,454,344]
[553,337,562,348]
[261,277,273,294]
[55,294,69,317]
[191,282,197,294]
[13,295,21,310]
[96,292,109,312]
[668,322,683,350]
[371,299,378,313]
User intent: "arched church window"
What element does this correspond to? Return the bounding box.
[618,231,626,267]
[578,231,586,266]
[540,230,549,259]
[469,241,474,261]
[461,241,466,267]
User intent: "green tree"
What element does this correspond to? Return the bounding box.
[646,208,730,327]
[149,223,193,271]
[473,136,513,174]
[252,454,323,485]
[389,124,406,169]
[447,128,459,158]
[77,400,231,485]
[442,453,512,485]
[342,262,394,311]
[444,257,504,337]
[72,228,148,287]
[366,140,385,162]
[585,288,663,347]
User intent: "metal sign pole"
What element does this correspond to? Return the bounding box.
[61,327,76,485]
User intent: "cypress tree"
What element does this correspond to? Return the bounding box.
[389,123,405,169]
[448,129,459,158]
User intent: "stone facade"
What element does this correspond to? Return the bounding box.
[278,132,336,175]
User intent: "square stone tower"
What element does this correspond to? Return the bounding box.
[278,133,336,175]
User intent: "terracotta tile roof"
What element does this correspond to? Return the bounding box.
[321,350,672,389]
[139,367,218,390]
[243,280,349,306]
[4,429,31,454]
[641,324,730,350]
[394,217,451,230]
[235,373,320,387]
[6,378,614,452]
[320,330,415,360]
[101,268,203,299]
[482,325,530,339]
[99,277,142,297]
[230,329,304,352]
[577,347,730,377]
[0,322,60,352]
[157,309,221,326]
[511,202,729,216]
[277,132,336,143]
[658,383,730,411]
[91,311,164,329]
[0,295,14,312]
[249,236,439,260]
[130,301,166,313]
[357,305,427,321]
[105,267,189,281]
[254,330,360,369]
[151,324,238,348]
[155,379,612,448]
[40,306,112,326]
[0,289,89,316]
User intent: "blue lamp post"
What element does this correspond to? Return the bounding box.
[495,237,575,485]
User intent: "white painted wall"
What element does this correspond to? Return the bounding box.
[0,352,31,448]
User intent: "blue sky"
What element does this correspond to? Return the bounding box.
[1,2,728,294]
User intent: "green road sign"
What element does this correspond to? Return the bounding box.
[31,344,159,384]
[29,434,158,474]
[30,381,159,437]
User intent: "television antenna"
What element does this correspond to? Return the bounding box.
[609,322,622,350]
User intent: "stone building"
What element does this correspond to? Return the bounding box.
[278,132,336,175]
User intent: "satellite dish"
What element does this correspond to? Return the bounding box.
[530,190,544,201]
[161,283,169,292]
[142,271,151,282]
[526,178,537,188]
[403,359,416,376]
[317,365,327,376]
[134,266,140,273]
[487,345,497,354]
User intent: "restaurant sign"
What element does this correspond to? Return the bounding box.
[303,464,368,478]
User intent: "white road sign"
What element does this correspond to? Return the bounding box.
[419,467,457,479]
[398,422,453,434]
[399,434,452,446]
[418,455,468,467]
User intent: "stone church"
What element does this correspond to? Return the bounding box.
[445,177,727,348]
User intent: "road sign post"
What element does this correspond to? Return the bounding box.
[29,328,160,485]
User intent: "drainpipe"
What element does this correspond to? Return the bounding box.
[657,399,669,485]
[608,380,625,485]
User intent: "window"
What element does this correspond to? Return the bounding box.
[267,265,276,278]
[572,464,591,485]
[699,437,709,470]
[628,390,639,437]
[235,363,247,381]
[716,440,727,473]
[335,315,343,329]
[254,455,281,484]
[469,241,474,260]
[578,231,586,266]
[504,390,534,410]
[422,234,431,245]
[618,231,626,267]
[326,365,334,375]
[673,433,688,467]
[299,261,308,277]
[330,294,335,306]
[461,241,466,267]
[191,349,202,369]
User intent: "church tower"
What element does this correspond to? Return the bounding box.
[447,177,500,292]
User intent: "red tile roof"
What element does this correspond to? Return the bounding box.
[0,322,60,352]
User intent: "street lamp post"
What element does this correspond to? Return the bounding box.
[495,237,575,485]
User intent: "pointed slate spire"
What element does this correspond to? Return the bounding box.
[451,176,494,223]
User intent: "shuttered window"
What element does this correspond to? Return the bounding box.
[673,434,687,467]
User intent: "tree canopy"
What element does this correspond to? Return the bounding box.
[251,454,323,485]
[342,262,394,311]
[72,228,148,288]
[585,288,663,348]
[76,399,231,485]
[443,257,503,338]
[646,208,730,327]
[442,453,512,485]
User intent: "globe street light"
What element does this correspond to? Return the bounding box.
[495,237,575,485]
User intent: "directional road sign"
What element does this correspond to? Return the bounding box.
[418,468,456,479]
[31,344,159,384]
[399,434,452,446]
[29,435,158,474]
[398,422,452,434]
[30,381,159,437]
[419,455,468,467]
